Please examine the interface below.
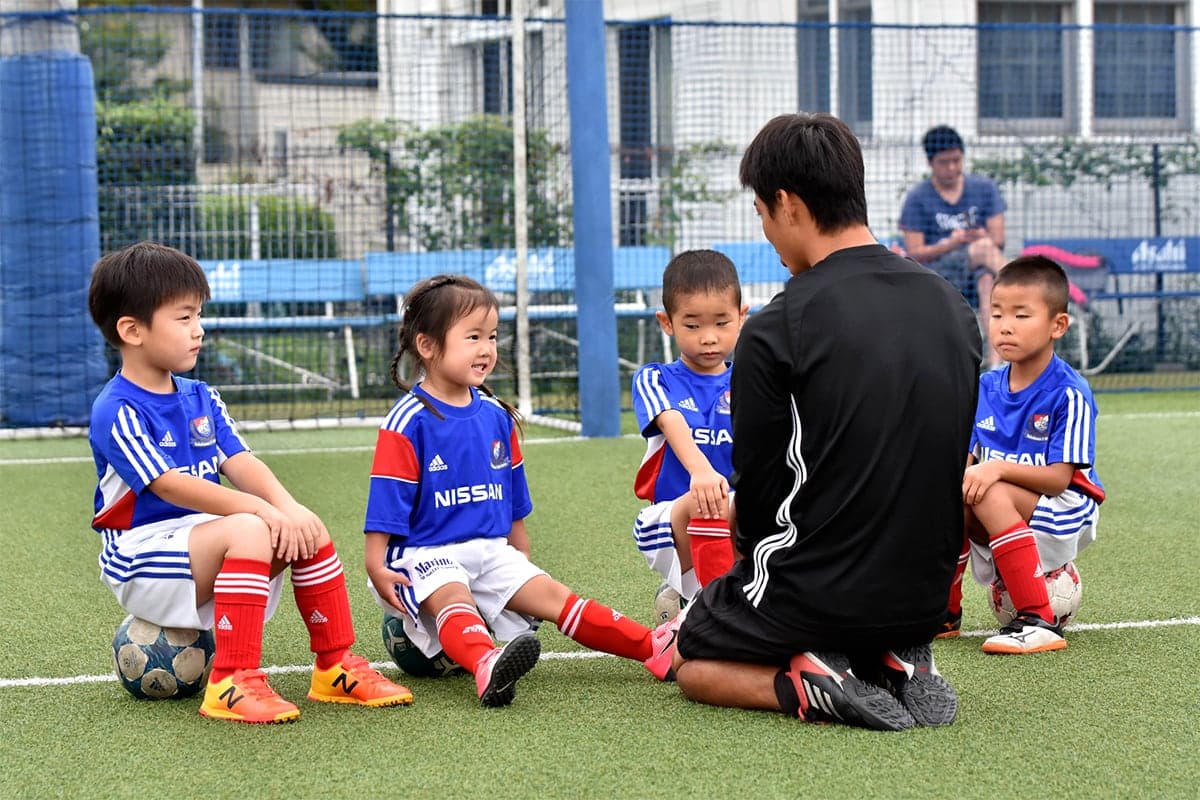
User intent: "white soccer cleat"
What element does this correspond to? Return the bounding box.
[982,614,1067,654]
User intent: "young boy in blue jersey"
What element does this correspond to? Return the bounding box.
[87,242,413,723]
[363,275,677,707]
[943,255,1104,654]
[631,250,746,612]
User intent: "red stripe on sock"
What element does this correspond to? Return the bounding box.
[556,593,653,661]
[292,543,355,669]
[210,557,270,681]
[686,517,733,587]
[990,522,1053,622]
[435,604,495,674]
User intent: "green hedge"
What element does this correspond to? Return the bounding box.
[199,195,339,260]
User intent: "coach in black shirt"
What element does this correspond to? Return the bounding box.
[668,113,981,731]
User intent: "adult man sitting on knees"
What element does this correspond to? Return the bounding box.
[666,113,982,732]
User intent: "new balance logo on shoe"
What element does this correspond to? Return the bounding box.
[331,672,360,695]
[428,454,448,472]
[158,431,176,448]
[219,685,243,709]
[308,609,328,624]
[976,416,996,431]
[677,397,699,413]
[217,615,233,631]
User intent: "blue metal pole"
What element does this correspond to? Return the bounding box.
[565,0,619,437]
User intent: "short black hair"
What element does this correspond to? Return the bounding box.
[738,113,868,234]
[88,241,211,348]
[995,255,1070,315]
[661,249,742,317]
[924,125,964,160]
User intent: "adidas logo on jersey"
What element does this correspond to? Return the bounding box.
[976,415,996,432]
[217,615,233,631]
[428,454,448,472]
[308,609,328,624]
[158,431,177,448]
[677,397,699,412]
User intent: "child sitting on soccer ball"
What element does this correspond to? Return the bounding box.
[944,255,1105,653]
[631,250,746,613]
[87,242,413,723]
[362,274,677,708]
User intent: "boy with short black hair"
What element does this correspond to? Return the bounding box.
[947,254,1104,654]
[631,250,746,612]
[87,241,412,723]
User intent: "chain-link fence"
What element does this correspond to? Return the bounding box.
[1,5,1196,429]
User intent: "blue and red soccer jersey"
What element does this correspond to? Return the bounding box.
[971,355,1105,502]
[90,373,248,532]
[364,385,532,549]
[632,360,733,503]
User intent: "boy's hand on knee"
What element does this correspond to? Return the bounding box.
[962,461,1003,505]
[690,468,730,520]
[278,501,327,561]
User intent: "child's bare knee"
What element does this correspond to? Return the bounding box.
[224,512,272,558]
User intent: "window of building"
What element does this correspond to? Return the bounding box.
[797,8,830,114]
[796,1,873,135]
[204,12,272,71]
[204,10,376,83]
[1093,2,1187,130]
[616,23,662,246]
[977,2,1075,134]
[481,0,513,114]
[618,25,653,181]
[482,39,513,114]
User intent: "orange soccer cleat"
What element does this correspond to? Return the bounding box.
[200,668,300,724]
[307,652,414,707]
[307,652,415,705]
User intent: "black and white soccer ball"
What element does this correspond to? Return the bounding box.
[990,561,1083,627]
[112,615,215,700]
[382,615,465,678]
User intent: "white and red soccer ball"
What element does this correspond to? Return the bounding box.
[989,561,1082,627]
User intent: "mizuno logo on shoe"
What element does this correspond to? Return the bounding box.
[428,454,448,472]
[217,615,233,631]
[158,431,176,447]
[308,609,328,624]
[976,415,996,431]
[678,397,699,412]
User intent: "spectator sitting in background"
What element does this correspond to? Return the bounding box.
[900,125,1006,366]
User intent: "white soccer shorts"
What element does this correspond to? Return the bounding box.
[632,500,703,601]
[368,537,544,658]
[99,512,284,630]
[969,489,1100,585]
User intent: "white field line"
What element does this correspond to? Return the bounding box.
[3,408,1198,467]
[3,615,1198,690]
[0,434,641,467]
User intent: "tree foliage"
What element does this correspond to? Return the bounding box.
[972,137,1200,190]
[649,140,739,250]
[338,115,570,250]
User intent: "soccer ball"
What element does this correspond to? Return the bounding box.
[382,615,465,678]
[989,561,1082,627]
[654,582,686,625]
[112,615,214,700]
